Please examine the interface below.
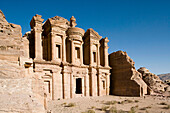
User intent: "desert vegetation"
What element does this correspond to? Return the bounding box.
[47,95,170,113]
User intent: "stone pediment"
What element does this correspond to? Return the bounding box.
[84,28,102,40]
[49,16,70,26]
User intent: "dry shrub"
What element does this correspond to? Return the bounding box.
[87,109,95,113]
[118,99,134,104]
[106,100,117,105]
[66,103,76,107]
[134,100,139,103]
[101,106,110,111]
[159,102,167,105]
[140,106,151,110]
[129,105,138,113]
[162,105,170,109]
[91,106,96,109]
[108,106,117,113]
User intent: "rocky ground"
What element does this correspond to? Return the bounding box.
[47,95,170,113]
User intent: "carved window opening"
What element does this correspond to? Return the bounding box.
[75,47,80,59]
[56,44,61,58]
[76,78,82,94]
[44,80,51,94]
[102,80,105,89]
[93,52,96,63]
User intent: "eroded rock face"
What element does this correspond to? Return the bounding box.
[0,10,44,113]
[109,51,147,96]
[138,67,168,93]
[0,10,30,78]
[0,10,28,59]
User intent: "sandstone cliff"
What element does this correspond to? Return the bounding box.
[109,51,147,96]
[0,10,45,113]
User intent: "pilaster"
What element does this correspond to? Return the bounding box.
[71,40,75,64]
[80,42,83,65]
[97,43,100,67]
[50,32,56,61]
[62,35,66,62]
[89,43,93,66]
[30,14,44,61]
[106,73,110,95]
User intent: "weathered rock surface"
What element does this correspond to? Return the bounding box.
[0,10,28,59]
[109,51,147,96]
[138,67,168,93]
[0,10,45,113]
[0,78,45,113]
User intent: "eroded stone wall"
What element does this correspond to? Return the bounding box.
[109,51,147,96]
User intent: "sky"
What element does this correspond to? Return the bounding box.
[0,0,170,74]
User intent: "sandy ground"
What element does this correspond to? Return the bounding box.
[47,95,170,113]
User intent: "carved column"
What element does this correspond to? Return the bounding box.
[35,28,43,60]
[97,43,100,67]
[51,32,56,61]
[51,72,54,100]
[104,46,109,67]
[106,73,110,95]
[80,42,83,65]
[104,37,109,67]
[30,14,44,60]
[62,35,66,62]
[71,40,75,64]
[90,43,93,65]
[97,72,101,96]
[85,72,89,96]
[70,73,73,98]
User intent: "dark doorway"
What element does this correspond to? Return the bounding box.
[56,44,61,58]
[76,78,82,94]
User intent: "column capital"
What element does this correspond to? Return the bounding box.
[30,14,44,29]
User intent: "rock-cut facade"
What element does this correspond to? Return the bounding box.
[27,14,111,100]
[2,10,166,112]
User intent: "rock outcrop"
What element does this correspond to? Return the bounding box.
[138,67,168,94]
[109,51,147,96]
[0,10,45,113]
[0,10,28,58]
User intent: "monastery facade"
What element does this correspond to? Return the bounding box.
[27,14,111,100]
[0,10,151,112]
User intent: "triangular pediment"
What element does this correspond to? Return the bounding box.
[83,28,102,40]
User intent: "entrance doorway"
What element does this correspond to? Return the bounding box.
[76,78,82,94]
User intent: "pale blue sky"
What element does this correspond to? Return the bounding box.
[1,0,170,74]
